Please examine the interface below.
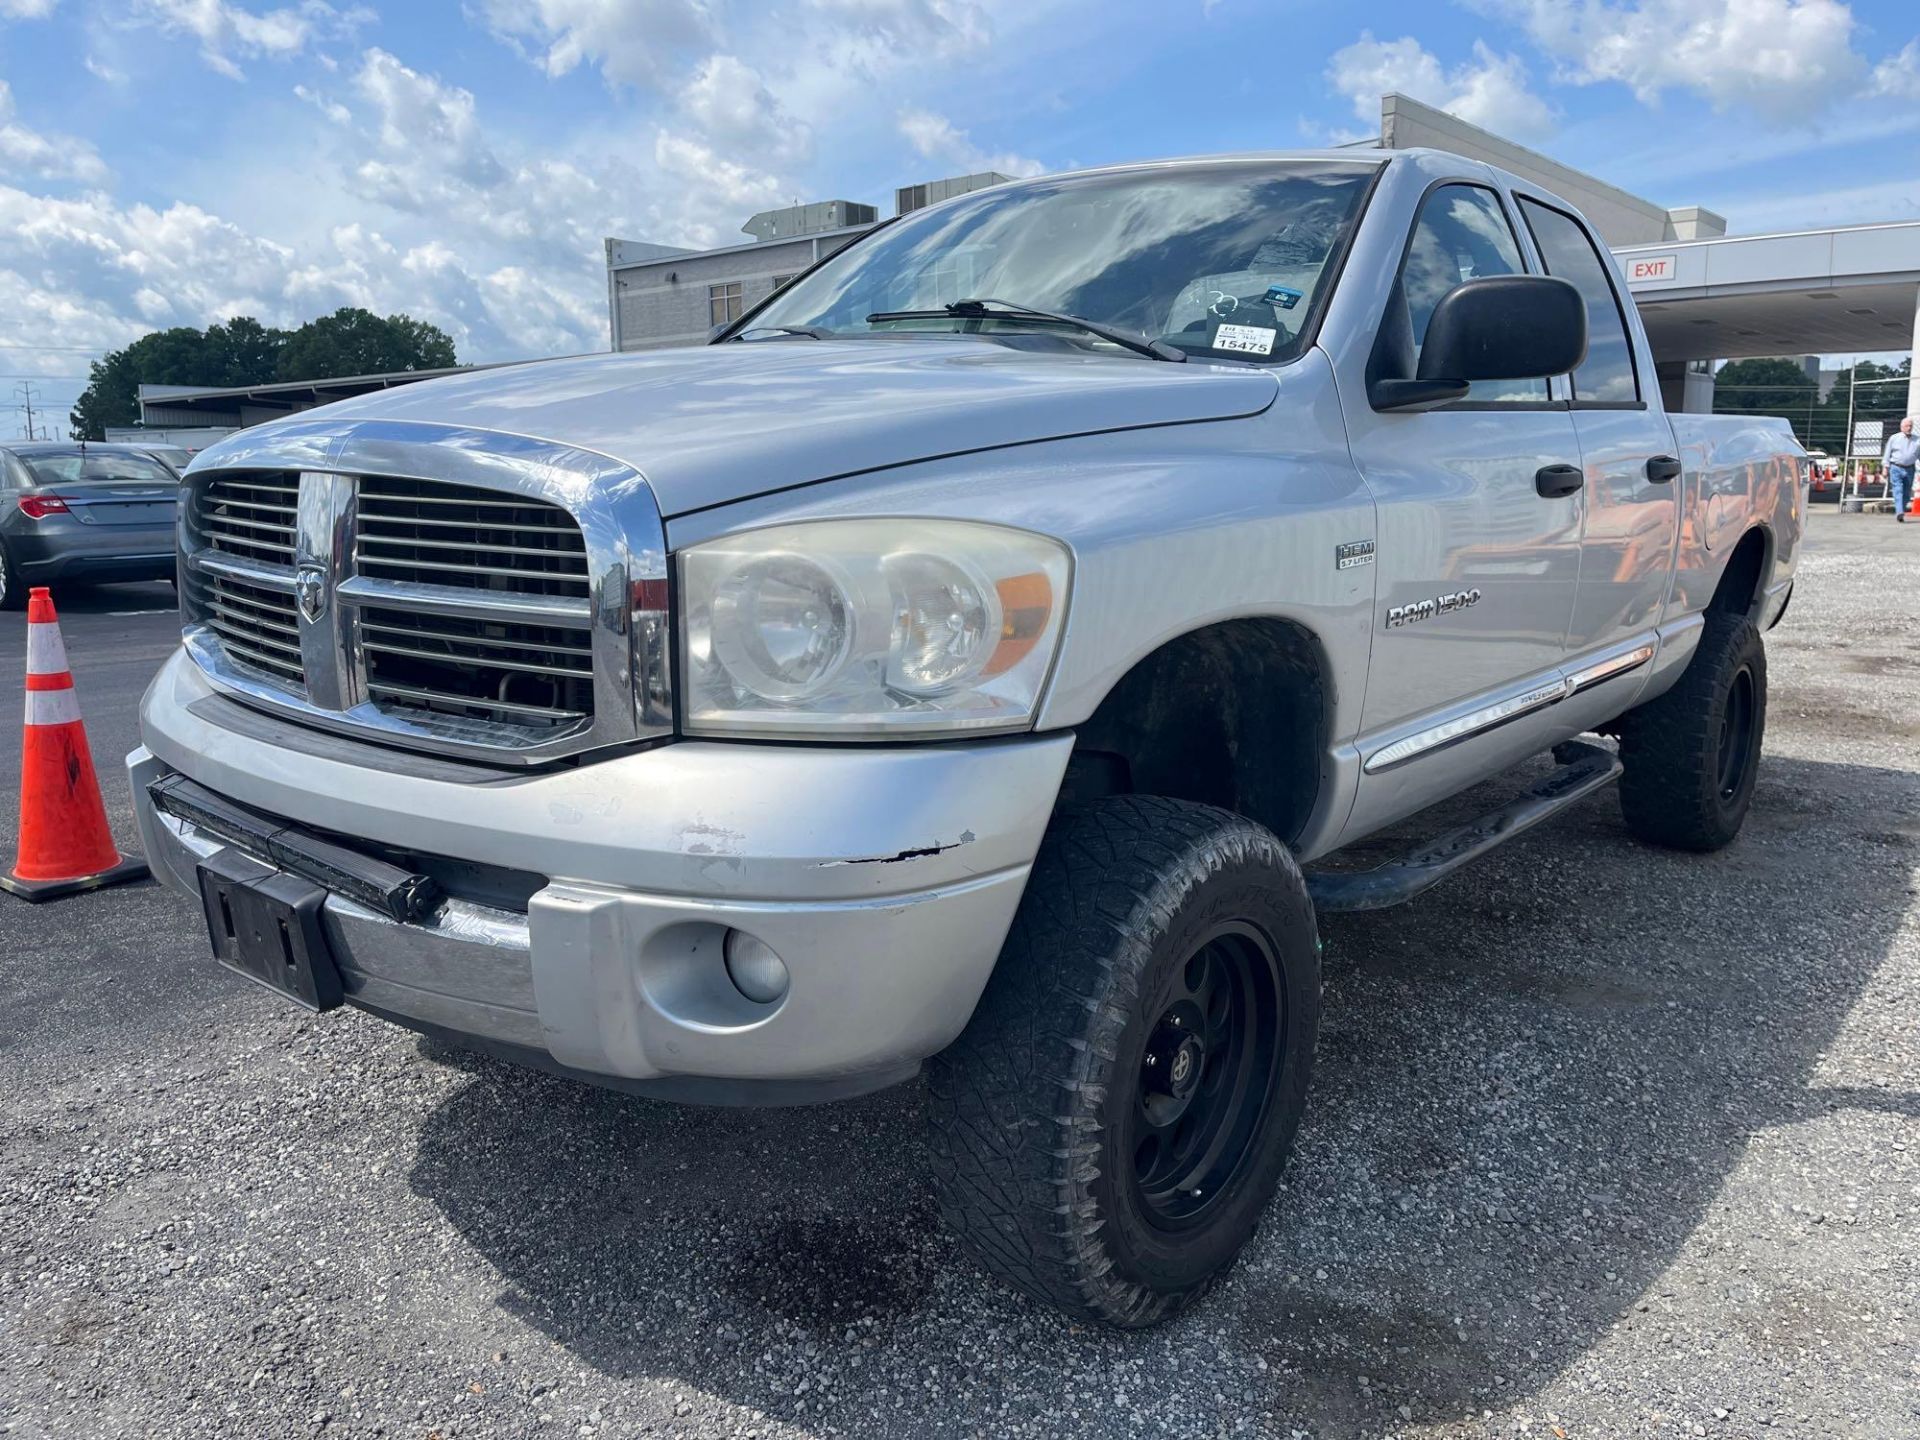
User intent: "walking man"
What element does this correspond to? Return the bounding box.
[1887,417,1919,523]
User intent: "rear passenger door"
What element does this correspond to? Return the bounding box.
[1516,196,1680,675]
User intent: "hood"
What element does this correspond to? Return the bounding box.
[288,338,1278,517]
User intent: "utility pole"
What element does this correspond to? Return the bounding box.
[12,380,44,440]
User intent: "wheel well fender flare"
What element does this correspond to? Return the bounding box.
[1060,614,1335,846]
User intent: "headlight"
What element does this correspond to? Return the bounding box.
[681,518,1071,738]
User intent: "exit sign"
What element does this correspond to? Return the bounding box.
[1625,253,1678,285]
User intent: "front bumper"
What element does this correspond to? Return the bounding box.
[133,651,1071,1101]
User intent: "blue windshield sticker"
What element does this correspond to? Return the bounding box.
[1265,285,1303,311]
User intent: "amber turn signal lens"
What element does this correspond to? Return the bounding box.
[984,572,1052,676]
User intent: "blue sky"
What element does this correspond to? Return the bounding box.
[2,0,1917,432]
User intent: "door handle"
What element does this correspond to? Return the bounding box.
[1646,454,1682,483]
[1535,463,1585,499]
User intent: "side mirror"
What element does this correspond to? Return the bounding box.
[1372,275,1588,412]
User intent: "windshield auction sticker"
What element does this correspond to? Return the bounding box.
[1213,323,1277,356]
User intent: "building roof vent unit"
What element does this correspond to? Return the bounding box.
[895,171,1017,216]
[741,199,879,243]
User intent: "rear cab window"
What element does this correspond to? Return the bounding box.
[1516,198,1641,404]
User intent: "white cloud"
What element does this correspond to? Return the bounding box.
[0,80,110,183]
[807,0,990,67]
[0,0,59,17]
[292,82,351,124]
[473,0,716,88]
[679,54,810,164]
[332,49,641,272]
[1483,0,1868,117]
[133,0,371,79]
[651,130,789,244]
[1327,33,1556,137]
[1873,39,1920,98]
[897,107,1043,178]
[0,172,611,373]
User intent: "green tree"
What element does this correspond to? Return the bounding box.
[69,324,283,440]
[69,309,459,439]
[1712,357,1818,439]
[275,308,457,382]
[1811,358,1913,457]
[202,316,287,387]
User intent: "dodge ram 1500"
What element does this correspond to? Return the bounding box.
[131,148,1802,1326]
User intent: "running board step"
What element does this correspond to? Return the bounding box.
[1305,741,1622,913]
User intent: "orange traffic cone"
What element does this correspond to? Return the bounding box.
[1,588,148,901]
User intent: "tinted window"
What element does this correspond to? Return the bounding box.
[1397,185,1543,403]
[747,162,1378,365]
[1518,198,1639,403]
[17,448,177,487]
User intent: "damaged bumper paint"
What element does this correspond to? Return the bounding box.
[130,650,1072,1099]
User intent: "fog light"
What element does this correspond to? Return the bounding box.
[723,929,789,1005]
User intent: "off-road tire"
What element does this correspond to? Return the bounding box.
[1617,611,1766,852]
[0,546,23,611]
[925,795,1320,1327]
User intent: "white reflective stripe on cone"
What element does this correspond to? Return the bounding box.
[25,621,70,678]
[25,687,82,727]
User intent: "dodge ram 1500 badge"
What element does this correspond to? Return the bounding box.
[132,149,1802,1327]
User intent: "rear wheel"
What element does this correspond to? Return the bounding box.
[1617,611,1766,851]
[925,795,1320,1327]
[0,546,23,611]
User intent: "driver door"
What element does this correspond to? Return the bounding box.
[1342,182,1584,832]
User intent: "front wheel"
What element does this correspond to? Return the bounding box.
[1617,611,1766,851]
[925,795,1321,1327]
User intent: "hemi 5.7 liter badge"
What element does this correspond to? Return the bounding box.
[1336,540,1375,571]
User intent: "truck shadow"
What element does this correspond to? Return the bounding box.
[406,751,1913,1436]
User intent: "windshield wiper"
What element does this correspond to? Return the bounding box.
[727,324,835,341]
[864,298,1186,363]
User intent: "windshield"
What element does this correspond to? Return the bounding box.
[18,448,178,487]
[741,160,1379,364]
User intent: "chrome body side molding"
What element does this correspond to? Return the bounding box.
[1362,637,1656,774]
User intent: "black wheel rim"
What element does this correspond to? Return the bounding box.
[1128,921,1284,1230]
[1717,665,1756,801]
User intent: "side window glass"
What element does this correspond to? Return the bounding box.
[1519,198,1639,403]
[1398,185,1544,404]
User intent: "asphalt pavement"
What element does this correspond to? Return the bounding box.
[0,518,1915,1439]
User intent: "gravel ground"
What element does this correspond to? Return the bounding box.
[1,514,1916,1439]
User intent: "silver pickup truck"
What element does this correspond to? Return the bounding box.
[130,148,1802,1327]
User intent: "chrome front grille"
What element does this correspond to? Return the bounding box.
[201,572,305,686]
[191,474,304,691]
[359,606,595,729]
[197,473,298,567]
[354,476,591,600]
[177,426,671,766]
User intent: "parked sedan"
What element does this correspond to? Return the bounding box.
[0,441,181,609]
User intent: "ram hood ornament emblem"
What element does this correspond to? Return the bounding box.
[296,563,328,624]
